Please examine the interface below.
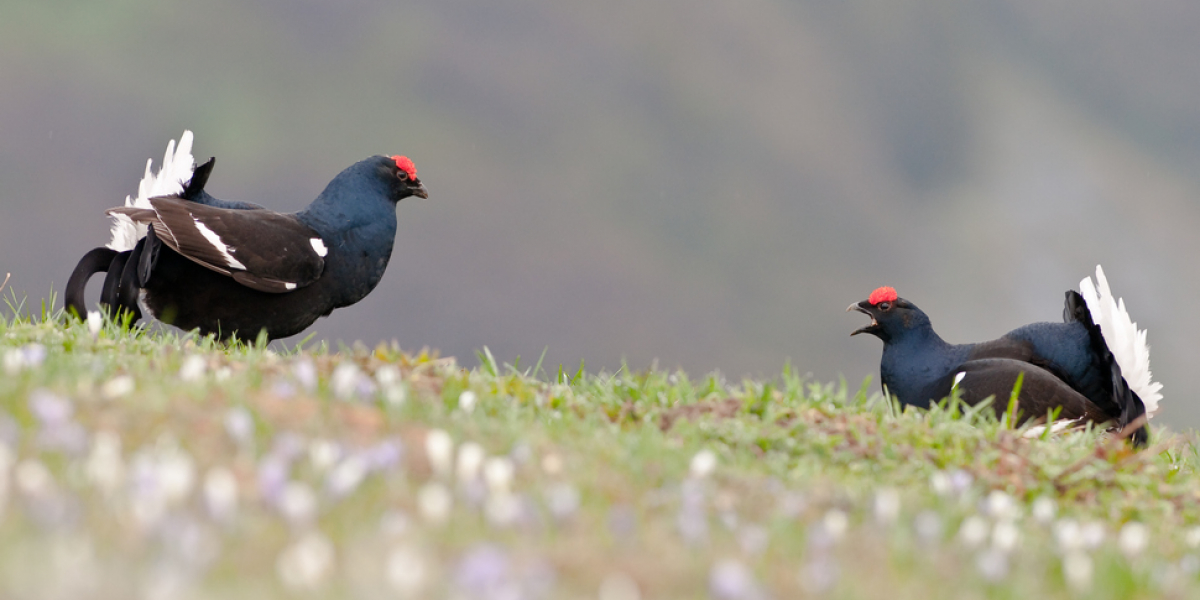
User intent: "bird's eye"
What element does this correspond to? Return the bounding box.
[878,301,891,311]
[396,171,409,181]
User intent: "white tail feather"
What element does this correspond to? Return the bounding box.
[106,131,196,251]
[1079,265,1163,417]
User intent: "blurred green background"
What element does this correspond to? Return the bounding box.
[1,1,1195,426]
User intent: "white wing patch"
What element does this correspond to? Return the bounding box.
[284,282,297,291]
[193,219,247,270]
[1023,418,1084,438]
[1079,265,1163,417]
[107,131,196,252]
[952,371,966,390]
[310,237,328,257]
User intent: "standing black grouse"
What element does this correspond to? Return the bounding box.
[65,131,429,341]
[848,267,1162,445]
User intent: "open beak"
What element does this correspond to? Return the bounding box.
[847,301,879,336]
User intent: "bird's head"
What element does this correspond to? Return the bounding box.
[384,155,429,201]
[847,286,930,343]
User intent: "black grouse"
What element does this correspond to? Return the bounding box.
[848,267,1161,445]
[65,131,429,341]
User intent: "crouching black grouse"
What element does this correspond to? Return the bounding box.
[848,267,1161,445]
[65,131,429,341]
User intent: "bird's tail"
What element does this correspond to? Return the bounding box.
[65,247,119,318]
[107,131,196,251]
[1079,266,1162,416]
[1063,266,1159,446]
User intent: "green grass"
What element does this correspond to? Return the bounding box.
[1,296,1199,599]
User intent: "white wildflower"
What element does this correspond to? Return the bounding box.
[276,532,335,591]
[86,311,103,337]
[930,471,952,496]
[375,365,401,387]
[975,548,1009,582]
[458,390,477,414]
[326,455,368,498]
[541,453,563,476]
[483,456,514,495]
[709,559,763,600]
[385,543,429,596]
[544,482,580,521]
[309,439,341,473]
[1119,522,1149,558]
[379,510,411,537]
[224,407,255,446]
[101,375,135,399]
[417,482,452,524]
[1186,526,1200,549]
[992,520,1020,552]
[278,481,318,525]
[958,515,989,547]
[455,442,485,485]
[689,449,717,478]
[823,509,848,541]
[331,362,362,399]
[1062,551,1093,592]
[15,459,53,497]
[1081,521,1106,549]
[1054,519,1084,552]
[1032,497,1056,523]
[377,365,406,405]
[157,446,195,504]
[291,359,317,391]
[484,492,521,527]
[984,490,1018,519]
[873,488,900,524]
[178,355,206,382]
[2,350,20,375]
[424,429,454,479]
[85,431,125,495]
[382,384,407,406]
[4,344,47,374]
[203,467,239,522]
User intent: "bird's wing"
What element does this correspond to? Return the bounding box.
[967,337,1037,363]
[107,197,326,293]
[937,358,1110,425]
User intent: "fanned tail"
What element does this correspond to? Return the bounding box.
[1079,265,1162,416]
[107,131,196,251]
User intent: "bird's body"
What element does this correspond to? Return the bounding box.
[66,131,428,341]
[849,268,1161,444]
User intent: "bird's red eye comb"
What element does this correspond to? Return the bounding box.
[392,156,417,179]
[869,286,897,305]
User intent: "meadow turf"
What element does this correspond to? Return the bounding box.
[1,295,1198,599]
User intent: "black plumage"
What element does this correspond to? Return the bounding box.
[849,277,1157,445]
[66,135,428,341]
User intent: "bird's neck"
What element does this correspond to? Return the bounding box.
[296,183,398,233]
[295,187,399,308]
[879,326,965,407]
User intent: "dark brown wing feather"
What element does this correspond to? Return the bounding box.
[107,197,325,294]
[939,358,1111,425]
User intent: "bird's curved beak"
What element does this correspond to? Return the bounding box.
[411,182,430,199]
[847,301,880,336]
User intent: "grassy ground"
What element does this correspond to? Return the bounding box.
[1,296,1198,599]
